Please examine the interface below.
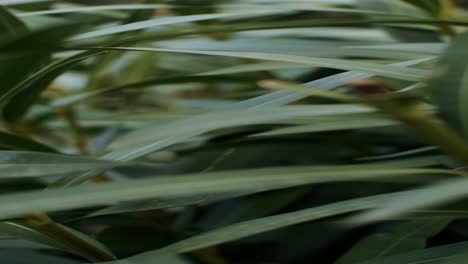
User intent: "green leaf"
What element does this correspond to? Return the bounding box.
[356,242,468,264]
[51,74,256,109]
[157,192,404,254]
[0,221,69,252]
[52,56,433,187]
[445,251,468,264]
[16,3,409,18]
[0,249,80,264]
[16,4,173,17]
[70,12,263,41]
[86,192,251,218]
[349,178,468,224]
[344,43,445,55]
[0,8,47,112]
[99,252,190,264]
[71,156,447,218]
[0,22,89,121]
[0,0,52,5]
[402,0,443,17]
[251,115,397,137]
[429,32,468,138]
[1,51,103,122]
[336,218,452,264]
[234,56,434,109]
[90,47,429,81]
[0,151,127,179]
[0,165,455,220]
[0,220,116,262]
[0,6,28,42]
[104,105,374,161]
[0,131,57,152]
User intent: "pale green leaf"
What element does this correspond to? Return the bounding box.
[0,166,454,219]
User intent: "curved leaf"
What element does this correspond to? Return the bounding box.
[336,218,451,264]
[90,47,429,81]
[0,151,126,178]
[2,51,103,122]
[0,6,28,42]
[0,165,456,219]
[429,32,468,138]
[0,131,57,152]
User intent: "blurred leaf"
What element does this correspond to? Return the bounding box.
[234,56,434,109]
[0,220,115,262]
[0,151,127,179]
[402,0,443,17]
[402,0,456,19]
[98,252,190,264]
[445,251,468,264]
[0,8,46,114]
[0,22,88,122]
[0,6,28,42]
[70,12,265,41]
[0,165,454,219]
[96,47,429,81]
[0,0,52,5]
[54,55,433,186]
[1,51,103,122]
[51,74,256,109]
[251,115,397,137]
[158,192,403,254]
[0,249,80,264]
[356,0,443,42]
[336,218,452,264]
[16,4,173,17]
[356,242,468,264]
[349,178,468,224]
[86,192,252,218]
[0,131,57,152]
[102,105,374,164]
[429,32,468,138]
[0,221,68,252]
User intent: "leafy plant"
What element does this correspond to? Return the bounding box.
[1,0,468,263]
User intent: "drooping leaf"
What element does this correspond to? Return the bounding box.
[349,178,468,224]
[0,165,455,219]
[233,56,434,109]
[53,57,434,186]
[356,242,468,264]
[0,220,116,262]
[90,47,429,81]
[0,151,127,179]
[0,22,88,121]
[402,0,455,18]
[0,7,47,112]
[0,6,28,42]
[74,155,447,218]
[2,51,103,122]
[107,105,374,154]
[429,32,468,138]
[0,249,80,264]
[156,192,405,254]
[0,131,57,152]
[0,221,68,252]
[98,252,190,264]
[336,218,452,264]
[69,12,269,41]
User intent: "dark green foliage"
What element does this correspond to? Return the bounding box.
[1,1,468,264]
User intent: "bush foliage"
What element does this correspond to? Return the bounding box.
[2,0,468,263]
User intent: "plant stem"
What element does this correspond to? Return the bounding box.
[61,107,87,155]
[262,80,468,167]
[25,213,117,262]
[376,102,468,166]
